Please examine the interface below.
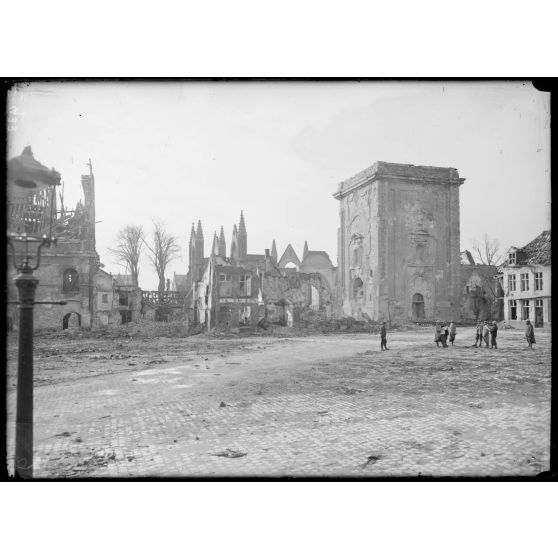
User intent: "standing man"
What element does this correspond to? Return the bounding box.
[482,320,491,348]
[472,321,483,347]
[490,320,498,349]
[380,321,388,351]
[441,322,449,347]
[434,320,442,348]
[525,319,536,349]
[449,320,457,346]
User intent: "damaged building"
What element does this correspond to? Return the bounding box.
[498,230,551,329]
[459,250,502,322]
[334,161,465,323]
[7,148,137,331]
[183,212,337,330]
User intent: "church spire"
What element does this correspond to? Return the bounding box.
[271,239,278,262]
[195,220,204,263]
[212,232,219,255]
[237,210,247,259]
[218,225,226,257]
[231,223,238,262]
[303,240,309,260]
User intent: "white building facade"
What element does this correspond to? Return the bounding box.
[499,230,551,329]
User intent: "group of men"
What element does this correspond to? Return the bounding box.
[434,320,457,348]
[378,318,538,351]
[473,320,499,349]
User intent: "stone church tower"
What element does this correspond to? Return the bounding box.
[334,162,465,323]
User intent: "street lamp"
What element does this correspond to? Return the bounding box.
[7,146,62,479]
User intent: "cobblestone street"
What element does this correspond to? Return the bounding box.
[6,327,551,478]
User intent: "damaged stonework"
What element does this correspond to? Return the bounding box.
[187,212,336,330]
[334,161,465,324]
[7,155,146,331]
[7,162,105,331]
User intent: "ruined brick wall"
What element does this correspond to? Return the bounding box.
[7,240,98,330]
[335,162,465,323]
[262,270,333,325]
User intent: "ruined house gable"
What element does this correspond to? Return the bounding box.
[277,244,301,270]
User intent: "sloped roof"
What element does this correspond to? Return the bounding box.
[515,230,551,266]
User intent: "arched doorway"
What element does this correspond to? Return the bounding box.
[411,293,424,320]
[63,312,82,330]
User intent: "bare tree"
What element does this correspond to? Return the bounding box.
[469,234,506,321]
[108,225,145,287]
[145,221,181,293]
[472,233,504,267]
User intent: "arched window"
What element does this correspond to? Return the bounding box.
[62,269,80,292]
[352,277,364,299]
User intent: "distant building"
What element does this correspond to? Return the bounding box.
[187,212,336,330]
[498,230,551,328]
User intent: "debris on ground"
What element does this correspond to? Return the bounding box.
[54,431,75,438]
[340,387,364,395]
[219,401,227,407]
[209,448,247,458]
[362,454,382,467]
[146,358,168,366]
[317,410,329,415]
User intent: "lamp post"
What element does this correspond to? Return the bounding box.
[7,146,62,479]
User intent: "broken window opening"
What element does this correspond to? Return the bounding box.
[118,291,129,306]
[121,310,132,324]
[62,268,79,292]
[310,285,320,311]
[239,305,251,326]
[219,273,232,297]
[239,274,252,297]
[508,252,516,265]
[101,294,108,303]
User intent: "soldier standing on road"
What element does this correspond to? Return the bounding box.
[482,320,491,348]
[434,320,442,347]
[490,321,498,349]
[449,320,457,346]
[525,319,536,349]
[380,321,389,351]
[441,322,449,347]
[472,321,483,347]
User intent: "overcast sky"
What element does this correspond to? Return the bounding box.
[8,81,550,290]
